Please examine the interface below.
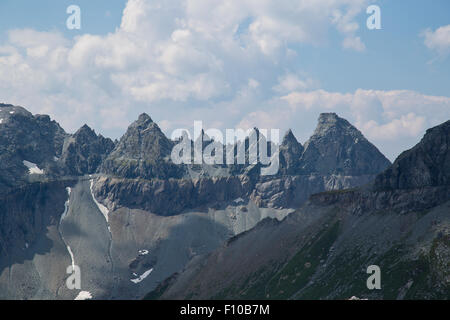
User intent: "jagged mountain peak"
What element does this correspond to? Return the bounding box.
[120,114,157,136]
[278,129,304,175]
[74,124,96,137]
[100,113,184,180]
[300,113,391,176]
[282,129,299,146]
[79,123,92,130]
[374,119,450,190]
[109,113,169,156]
[0,104,32,119]
[125,113,157,133]
[60,123,115,176]
[137,112,153,124]
[311,112,362,140]
[319,112,339,122]
[0,104,68,191]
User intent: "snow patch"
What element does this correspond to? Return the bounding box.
[75,291,92,300]
[90,179,110,232]
[59,187,75,269]
[130,268,153,284]
[9,111,14,114]
[22,160,44,175]
[138,249,149,256]
[60,187,72,224]
[233,197,245,205]
[66,245,75,270]
[348,296,368,300]
[0,119,3,124]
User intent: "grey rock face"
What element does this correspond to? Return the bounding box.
[250,174,375,208]
[300,113,391,175]
[100,113,185,180]
[0,181,71,263]
[92,175,253,216]
[0,179,76,300]
[60,124,115,176]
[0,104,68,191]
[278,129,304,175]
[91,173,376,216]
[375,120,450,190]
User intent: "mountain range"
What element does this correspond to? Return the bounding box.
[0,102,447,300]
[149,120,450,300]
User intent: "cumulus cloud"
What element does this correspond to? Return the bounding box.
[422,24,450,58]
[273,74,318,94]
[342,36,365,52]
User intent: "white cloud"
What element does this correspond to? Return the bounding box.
[360,113,426,140]
[7,29,69,49]
[342,36,365,52]
[273,74,317,94]
[422,24,450,58]
[120,0,150,33]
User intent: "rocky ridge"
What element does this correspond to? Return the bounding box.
[92,112,391,215]
[146,120,450,300]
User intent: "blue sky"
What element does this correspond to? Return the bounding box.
[0,1,125,38]
[0,0,449,160]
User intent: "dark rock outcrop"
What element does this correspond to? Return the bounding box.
[278,129,304,175]
[60,124,115,175]
[313,119,450,214]
[0,104,68,191]
[300,113,391,175]
[250,174,374,208]
[0,180,73,273]
[92,175,253,216]
[100,113,185,180]
[374,120,450,190]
